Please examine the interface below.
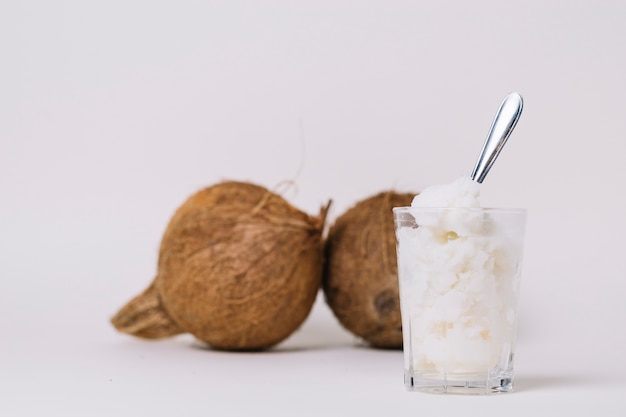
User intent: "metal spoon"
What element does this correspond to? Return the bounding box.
[470,92,524,183]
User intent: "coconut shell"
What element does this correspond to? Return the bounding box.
[112,181,328,351]
[323,191,415,349]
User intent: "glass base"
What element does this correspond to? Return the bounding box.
[405,371,514,395]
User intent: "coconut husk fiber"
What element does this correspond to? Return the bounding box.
[111,181,329,351]
[323,191,415,349]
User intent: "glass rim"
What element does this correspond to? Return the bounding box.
[392,206,527,214]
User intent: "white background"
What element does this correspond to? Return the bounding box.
[1,1,625,415]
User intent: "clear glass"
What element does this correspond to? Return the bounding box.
[393,207,526,395]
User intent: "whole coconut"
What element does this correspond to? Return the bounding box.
[323,191,415,349]
[112,181,328,350]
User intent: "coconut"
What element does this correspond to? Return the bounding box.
[323,191,416,349]
[111,181,328,351]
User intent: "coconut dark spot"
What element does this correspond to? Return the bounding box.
[374,289,397,318]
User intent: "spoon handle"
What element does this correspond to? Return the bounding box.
[471,92,524,183]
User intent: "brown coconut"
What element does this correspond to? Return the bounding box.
[111,181,328,350]
[323,191,415,349]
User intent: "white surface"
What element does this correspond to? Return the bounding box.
[1,1,625,415]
